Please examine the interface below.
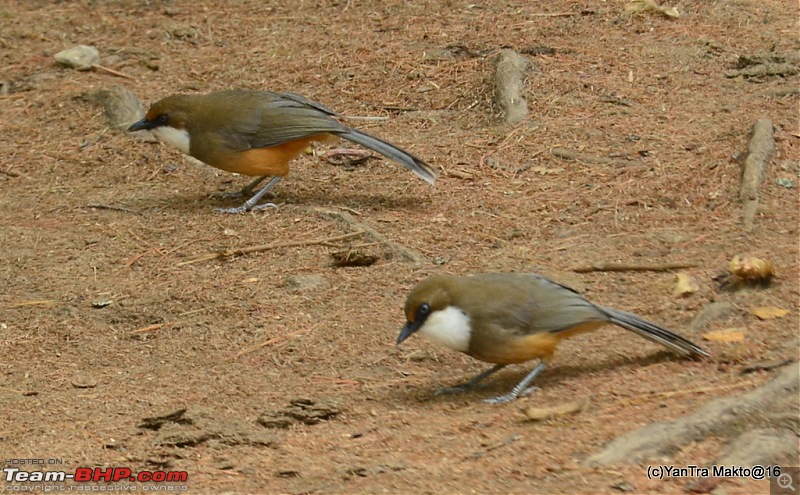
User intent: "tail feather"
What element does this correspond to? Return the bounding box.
[336,128,437,185]
[601,307,709,358]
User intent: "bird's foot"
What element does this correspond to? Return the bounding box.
[483,386,539,405]
[251,202,279,212]
[212,202,278,214]
[213,180,274,201]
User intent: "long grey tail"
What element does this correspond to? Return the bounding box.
[601,307,709,358]
[336,128,437,185]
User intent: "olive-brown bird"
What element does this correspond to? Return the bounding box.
[127,90,437,213]
[397,273,709,404]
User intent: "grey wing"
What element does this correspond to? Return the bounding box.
[220,92,345,151]
[470,273,608,336]
[273,92,340,117]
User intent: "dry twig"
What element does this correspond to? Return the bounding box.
[235,324,319,358]
[740,118,775,232]
[604,381,757,412]
[178,231,365,266]
[3,300,56,309]
[91,64,137,80]
[528,12,581,17]
[463,434,522,461]
[85,203,143,215]
[130,322,174,334]
[741,358,794,374]
[572,261,698,273]
[313,208,427,263]
[550,148,633,167]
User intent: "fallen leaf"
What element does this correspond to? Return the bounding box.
[521,396,590,422]
[749,306,789,320]
[702,328,746,343]
[626,0,679,18]
[729,255,775,282]
[660,6,679,18]
[673,272,699,297]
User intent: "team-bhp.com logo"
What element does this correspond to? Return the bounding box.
[4,466,188,490]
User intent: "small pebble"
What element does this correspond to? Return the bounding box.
[54,45,99,71]
[71,372,98,389]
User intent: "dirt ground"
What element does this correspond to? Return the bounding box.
[1,0,798,493]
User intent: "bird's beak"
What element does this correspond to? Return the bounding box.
[396,319,423,345]
[127,117,154,132]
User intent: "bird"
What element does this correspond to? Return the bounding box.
[127,89,437,213]
[397,273,709,404]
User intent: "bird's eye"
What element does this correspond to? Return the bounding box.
[416,303,430,319]
[155,114,169,124]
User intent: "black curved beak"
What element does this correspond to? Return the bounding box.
[127,118,155,132]
[396,319,423,345]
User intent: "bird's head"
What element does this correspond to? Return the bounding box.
[397,275,465,347]
[128,95,194,154]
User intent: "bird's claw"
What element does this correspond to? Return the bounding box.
[251,202,278,211]
[483,394,516,404]
[483,385,539,404]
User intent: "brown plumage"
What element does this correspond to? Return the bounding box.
[128,90,437,213]
[398,273,709,403]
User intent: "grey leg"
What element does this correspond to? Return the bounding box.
[218,175,270,200]
[484,361,547,404]
[241,175,271,196]
[435,364,507,396]
[214,176,282,214]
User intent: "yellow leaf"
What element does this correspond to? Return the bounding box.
[673,272,699,297]
[750,306,789,320]
[662,7,680,18]
[703,328,746,343]
[626,0,680,18]
[520,396,590,422]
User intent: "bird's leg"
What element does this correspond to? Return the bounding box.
[214,176,282,214]
[435,364,507,396]
[241,175,271,196]
[484,361,547,404]
[218,175,270,200]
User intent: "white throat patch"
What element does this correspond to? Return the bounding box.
[152,126,191,155]
[419,306,471,353]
